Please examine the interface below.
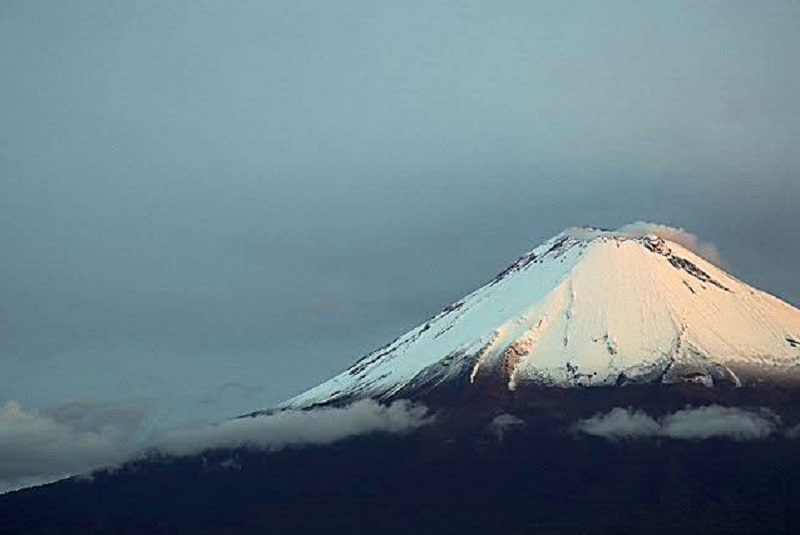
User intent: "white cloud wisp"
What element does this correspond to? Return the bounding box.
[0,398,433,494]
[156,399,433,457]
[618,222,724,266]
[574,405,779,441]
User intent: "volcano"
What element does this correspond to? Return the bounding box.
[285,226,800,408]
[3,225,800,535]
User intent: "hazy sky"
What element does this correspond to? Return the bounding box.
[1,2,799,424]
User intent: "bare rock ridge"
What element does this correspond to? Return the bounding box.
[284,226,800,408]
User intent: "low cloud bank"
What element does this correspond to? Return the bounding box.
[0,398,432,493]
[618,222,723,266]
[157,399,433,457]
[574,406,779,441]
[0,399,148,491]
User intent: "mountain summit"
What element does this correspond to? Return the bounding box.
[6,225,800,535]
[286,225,800,407]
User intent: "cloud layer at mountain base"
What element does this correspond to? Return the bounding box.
[0,400,148,492]
[574,405,779,441]
[0,398,432,493]
[156,399,433,457]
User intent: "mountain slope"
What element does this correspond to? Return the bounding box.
[4,225,800,535]
[285,227,800,407]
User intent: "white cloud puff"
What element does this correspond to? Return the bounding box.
[155,399,433,457]
[661,406,777,440]
[574,405,778,441]
[486,413,526,440]
[572,407,661,440]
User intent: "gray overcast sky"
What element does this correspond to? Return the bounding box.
[1,1,799,423]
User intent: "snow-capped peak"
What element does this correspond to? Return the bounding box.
[283,225,800,408]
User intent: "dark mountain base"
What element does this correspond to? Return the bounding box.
[392,380,800,425]
[3,385,800,535]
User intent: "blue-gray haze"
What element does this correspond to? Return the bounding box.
[1,1,799,423]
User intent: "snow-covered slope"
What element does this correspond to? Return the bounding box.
[284,227,800,408]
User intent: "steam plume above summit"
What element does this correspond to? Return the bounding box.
[616,222,724,266]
